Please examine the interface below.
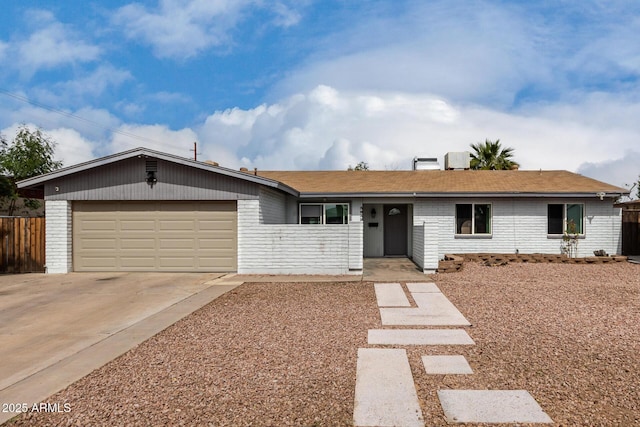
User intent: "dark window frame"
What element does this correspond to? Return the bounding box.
[547,203,585,235]
[455,203,492,235]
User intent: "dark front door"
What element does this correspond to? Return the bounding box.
[384,204,407,256]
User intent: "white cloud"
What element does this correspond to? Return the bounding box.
[112,1,234,59]
[194,85,640,188]
[31,65,132,106]
[577,151,640,195]
[0,123,96,167]
[0,103,122,151]
[112,0,303,59]
[3,84,636,194]
[271,1,550,106]
[15,10,101,75]
[271,1,302,27]
[109,124,199,158]
[46,128,97,166]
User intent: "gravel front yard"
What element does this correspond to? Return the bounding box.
[10,262,640,426]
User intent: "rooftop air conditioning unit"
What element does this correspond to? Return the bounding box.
[444,152,471,170]
[413,157,440,170]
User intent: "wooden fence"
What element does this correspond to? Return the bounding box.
[0,217,45,273]
[622,210,640,256]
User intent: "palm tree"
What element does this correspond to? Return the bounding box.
[469,139,519,170]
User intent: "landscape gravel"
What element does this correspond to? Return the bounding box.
[9,262,640,426]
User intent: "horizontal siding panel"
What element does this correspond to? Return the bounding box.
[45,157,260,201]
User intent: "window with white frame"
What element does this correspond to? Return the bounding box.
[455,203,492,235]
[547,203,584,235]
[299,203,349,224]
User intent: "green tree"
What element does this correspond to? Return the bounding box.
[469,139,519,170]
[0,126,63,215]
[348,161,369,171]
[0,135,11,199]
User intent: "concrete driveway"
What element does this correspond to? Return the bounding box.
[0,272,241,424]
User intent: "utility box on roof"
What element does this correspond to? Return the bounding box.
[445,152,471,170]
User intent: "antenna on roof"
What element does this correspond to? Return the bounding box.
[190,141,202,161]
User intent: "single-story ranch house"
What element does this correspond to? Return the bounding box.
[17,147,629,274]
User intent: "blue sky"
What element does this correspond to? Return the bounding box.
[1,0,639,195]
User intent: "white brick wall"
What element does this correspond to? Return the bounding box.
[412,224,424,270]
[348,221,364,271]
[238,199,362,274]
[424,217,439,272]
[412,219,438,273]
[414,198,623,259]
[45,200,72,273]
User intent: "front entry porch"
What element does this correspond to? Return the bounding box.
[362,257,428,281]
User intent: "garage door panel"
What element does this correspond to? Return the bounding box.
[79,257,118,268]
[158,220,195,231]
[120,257,158,268]
[198,257,235,268]
[158,257,197,268]
[120,220,156,231]
[159,238,196,249]
[198,219,235,231]
[78,220,118,231]
[73,201,237,272]
[120,238,156,250]
[198,238,235,249]
[78,238,118,250]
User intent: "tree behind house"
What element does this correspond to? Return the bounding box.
[0,126,63,216]
[348,161,369,171]
[470,139,519,170]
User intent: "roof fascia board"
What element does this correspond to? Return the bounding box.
[297,191,628,198]
[16,147,298,197]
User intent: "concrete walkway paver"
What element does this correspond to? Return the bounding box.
[365,279,553,425]
[379,307,471,326]
[374,283,411,307]
[438,390,553,424]
[422,355,473,375]
[406,282,440,293]
[353,348,424,427]
[368,329,475,345]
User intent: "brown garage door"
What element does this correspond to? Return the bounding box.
[73,201,237,272]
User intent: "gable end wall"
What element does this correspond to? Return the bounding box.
[44,157,260,201]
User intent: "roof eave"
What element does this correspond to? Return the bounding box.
[297,191,629,198]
